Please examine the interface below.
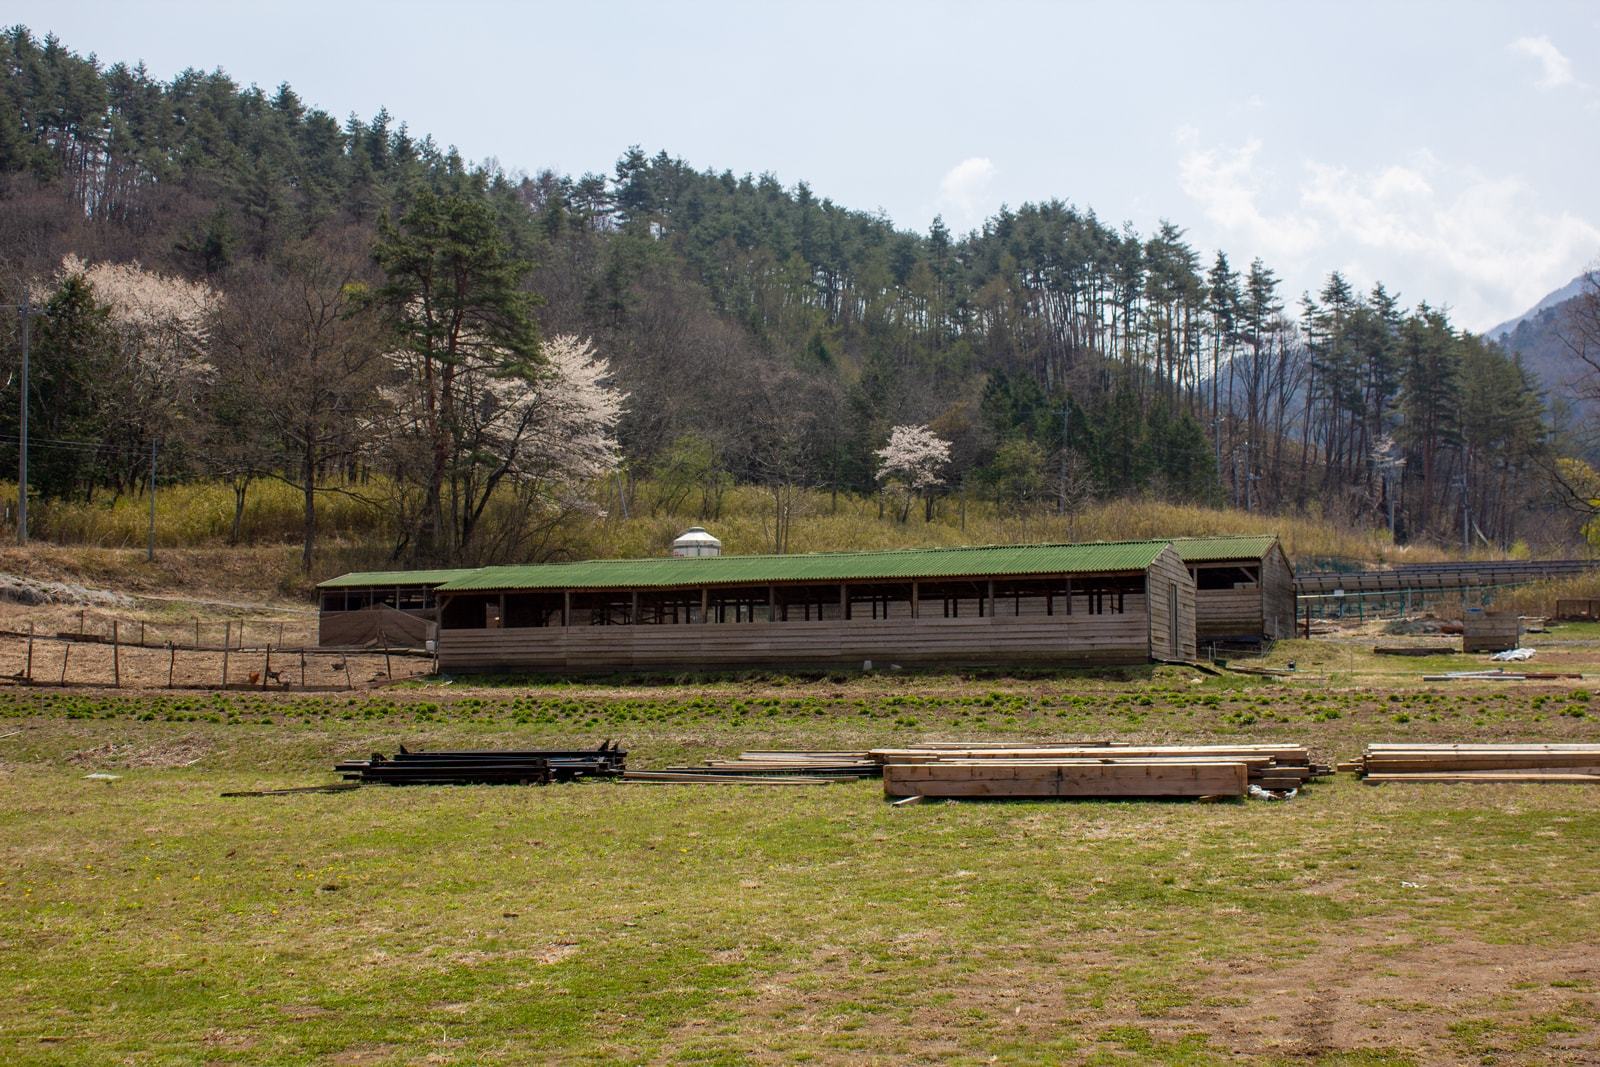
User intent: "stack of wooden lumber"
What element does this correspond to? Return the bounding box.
[625,750,878,785]
[1346,743,1600,783]
[869,742,1325,800]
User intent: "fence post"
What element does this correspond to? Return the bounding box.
[25,623,34,683]
[60,643,70,685]
[112,621,120,688]
[167,643,175,687]
[222,642,230,688]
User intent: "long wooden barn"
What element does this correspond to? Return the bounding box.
[428,541,1198,674]
[1171,535,1295,644]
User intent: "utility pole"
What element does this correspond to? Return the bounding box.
[147,438,157,561]
[1058,403,1070,515]
[17,290,29,544]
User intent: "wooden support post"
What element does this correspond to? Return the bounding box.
[139,621,146,645]
[768,585,776,623]
[193,617,201,649]
[25,623,34,683]
[563,590,572,628]
[112,621,120,688]
[384,643,393,679]
[343,658,353,690]
[78,609,85,634]
[840,584,848,621]
[299,649,306,688]
[277,622,284,646]
[224,621,231,651]
[166,643,175,687]
[911,581,919,619]
[61,643,70,685]
[222,642,230,687]
[700,587,709,624]
[262,646,271,688]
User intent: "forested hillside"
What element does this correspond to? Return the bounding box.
[0,27,1577,568]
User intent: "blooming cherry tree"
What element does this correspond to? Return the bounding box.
[380,332,626,552]
[875,423,951,522]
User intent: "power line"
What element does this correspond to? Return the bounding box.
[0,433,156,458]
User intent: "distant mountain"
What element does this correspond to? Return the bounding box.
[1483,273,1593,342]
[1481,273,1595,413]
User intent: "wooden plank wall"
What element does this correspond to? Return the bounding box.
[1193,579,1263,641]
[1463,614,1522,653]
[1261,545,1296,639]
[437,612,1153,674]
[1144,548,1197,662]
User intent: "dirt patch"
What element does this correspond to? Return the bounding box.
[0,574,132,609]
[68,736,213,768]
[688,928,1600,1064]
[1145,933,1600,1063]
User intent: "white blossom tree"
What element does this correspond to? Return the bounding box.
[379,332,625,557]
[53,254,218,489]
[875,423,951,522]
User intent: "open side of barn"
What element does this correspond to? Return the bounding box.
[1172,535,1296,644]
[429,541,1197,675]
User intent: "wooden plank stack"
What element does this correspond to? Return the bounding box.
[627,750,880,784]
[1347,743,1600,784]
[869,742,1325,800]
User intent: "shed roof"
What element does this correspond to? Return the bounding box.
[317,568,480,590]
[1170,535,1280,563]
[435,540,1175,593]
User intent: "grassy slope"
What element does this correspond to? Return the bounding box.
[0,480,1515,593]
[3,658,1600,1064]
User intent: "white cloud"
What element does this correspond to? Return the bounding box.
[1299,159,1600,326]
[1176,132,1321,260]
[937,157,996,231]
[1175,133,1600,329]
[1510,35,1578,90]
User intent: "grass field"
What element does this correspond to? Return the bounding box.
[4,649,1600,1064]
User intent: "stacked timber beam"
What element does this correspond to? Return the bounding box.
[625,750,879,785]
[336,742,625,785]
[1346,743,1600,784]
[870,743,1325,800]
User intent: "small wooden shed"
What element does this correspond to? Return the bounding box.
[315,568,477,648]
[1463,612,1522,653]
[430,540,1198,675]
[1172,535,1296,644]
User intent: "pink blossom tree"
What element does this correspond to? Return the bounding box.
[875,423,951,522]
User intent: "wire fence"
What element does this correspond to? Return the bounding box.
[1,618,433,691]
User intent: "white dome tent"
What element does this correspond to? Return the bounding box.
[670,527,722,558]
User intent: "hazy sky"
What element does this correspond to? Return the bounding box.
[12,0,1599,329]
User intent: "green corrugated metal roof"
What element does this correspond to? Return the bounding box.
[435,540,1175,593]
[317,568,479,590]
[1170,535,1280,563]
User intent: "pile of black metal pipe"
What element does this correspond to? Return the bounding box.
[336,741,625,786]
